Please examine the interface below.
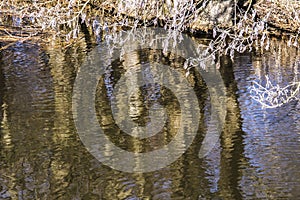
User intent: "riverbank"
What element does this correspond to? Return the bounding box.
[1,1,299,38]
[0,0,300,57]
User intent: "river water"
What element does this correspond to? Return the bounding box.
[0,34,299,199]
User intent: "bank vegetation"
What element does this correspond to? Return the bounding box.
[0,0,299,56]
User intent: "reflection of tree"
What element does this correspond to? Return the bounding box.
[95,48,184,153]
[217,55,247,199]
[4,37,298,199]
[46,41,98,199]
[0,51,4,123]
[167,65,214,199]
[94,43,213,198]
[0,42,55,199]
[0,40,98,199]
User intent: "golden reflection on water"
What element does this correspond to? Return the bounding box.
[1,102,12,149]
[0,36,299,199]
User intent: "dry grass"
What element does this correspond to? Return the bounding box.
[255,0,300,33]
[1,0,300,63]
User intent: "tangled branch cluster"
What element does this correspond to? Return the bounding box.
[0,0,92,40]
[250,76,300,108]
[1,0,299,50]
[0,0,206,41]
[186,0,300,70]
[182,8,270,72]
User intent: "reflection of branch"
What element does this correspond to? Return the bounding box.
[250,76,300,108]
[0,31,40,51]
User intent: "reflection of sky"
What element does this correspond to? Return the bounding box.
[234,47,300,198]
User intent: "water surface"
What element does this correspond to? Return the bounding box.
[0,37,299,199]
